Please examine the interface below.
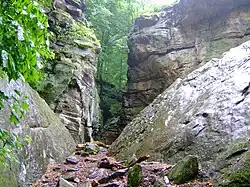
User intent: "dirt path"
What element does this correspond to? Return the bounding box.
[33,143,213,187]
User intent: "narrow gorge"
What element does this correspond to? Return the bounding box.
[0,0,249,186]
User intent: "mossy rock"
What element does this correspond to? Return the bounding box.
[216,142,250,187]
[168,155,198,184]
[83,143,100,154]
[128,164,143,187]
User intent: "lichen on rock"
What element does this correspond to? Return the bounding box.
[215,139,250,186]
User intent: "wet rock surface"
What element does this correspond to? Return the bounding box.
[111,40,250,185]
[121,0,250,126]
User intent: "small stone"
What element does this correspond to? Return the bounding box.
[62,173,76,182]
[164,176,170,184]
[66,156,79,165]
[84,143,100,154]
[99,147,107,152]
[58,177,74,187]
[76,144,85,151]
[168,155,199,184]
[66,167,79,172]
[100,181,120,187]
[74,177,80,183]
[153,176,166,187]
[97,158,113,169]
[85,157,98,162]
[89,168,109,179]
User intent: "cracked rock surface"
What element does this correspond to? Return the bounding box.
[121,0,250,126]
[110,40,250,185]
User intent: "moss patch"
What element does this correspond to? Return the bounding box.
[218,152,250,187]
[128,164,142,187]
[168,155,199,184]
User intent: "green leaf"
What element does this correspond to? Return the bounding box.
[9,113,19,125]
[21,102,29,111]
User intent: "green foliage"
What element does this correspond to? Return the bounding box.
[0,0,52,166]
[0,129,22,166]
[86,0,135,89]
[0,0,53,87]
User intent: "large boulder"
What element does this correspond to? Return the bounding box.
[110,41,250,185]
[38,0,100,143]
[0,78,75,186]
[121,0,250,126]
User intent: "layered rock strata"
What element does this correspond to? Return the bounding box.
[38,0,100,143]
[121,0,250,126]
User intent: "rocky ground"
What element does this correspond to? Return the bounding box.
[33,142,214,187]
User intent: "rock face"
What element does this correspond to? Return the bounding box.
[121,0,250,126]
[110,41,250,185]
[38,0,100,143]
[0,79,75,186]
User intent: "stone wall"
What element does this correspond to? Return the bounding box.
[121,0,250,126]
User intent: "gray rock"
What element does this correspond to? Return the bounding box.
[62,172,76,182]
[83,143,100,154]
[89,167,109,180]
[121,0,250,126]
[66,156,79,165]
[110,40,250,185]
[0,79,75,186]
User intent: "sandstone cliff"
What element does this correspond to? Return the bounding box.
[38,0,100,143]
[111,40,250,185]
[121,0,250,126]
